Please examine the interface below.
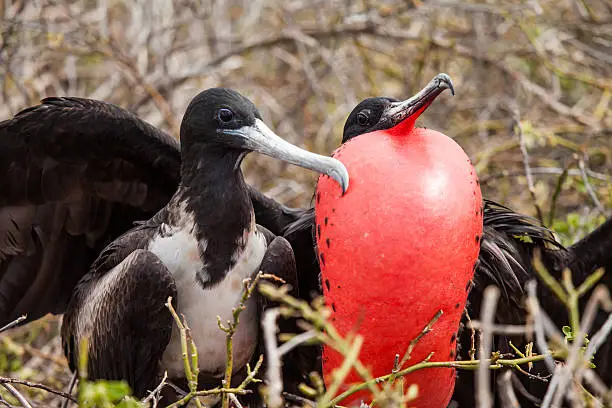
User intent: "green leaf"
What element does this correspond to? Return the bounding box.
[78,379,142,408]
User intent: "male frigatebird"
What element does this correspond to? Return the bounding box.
[315,74,480,407]
[282,79,612,406]
[337,95,612,408]
[279,85,561,400]
[1,88,349,400]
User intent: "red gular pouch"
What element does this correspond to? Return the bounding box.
[314,74,483,407]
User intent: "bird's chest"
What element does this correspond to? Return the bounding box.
[148,224,267,378]
[147,224,204,277]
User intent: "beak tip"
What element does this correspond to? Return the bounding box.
[329,160,350,195]
[437,73,455,96]
[341,179,349,195]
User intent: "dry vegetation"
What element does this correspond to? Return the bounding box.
[1,0,611,407]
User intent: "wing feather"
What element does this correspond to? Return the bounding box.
[0,97,181,325]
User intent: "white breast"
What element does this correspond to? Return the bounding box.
[149,219,267,379]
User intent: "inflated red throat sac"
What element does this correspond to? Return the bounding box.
[315,74,483,408]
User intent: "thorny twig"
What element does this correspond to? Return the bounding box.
[380,310,443,399]
[165,297,203,408]
[217,272,266,408]
[326,351,566,407]
[0,377,77,403]
[258,283,382,406]
[465,310,477,361]
[528,253,611,406]
[398,310,443,369]
[165,272,267,408]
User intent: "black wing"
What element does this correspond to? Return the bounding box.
[281,207,321,303]
[250,189,304,237]
[61,218,176,398]
[476,199,563,321]
[0,97,181,327]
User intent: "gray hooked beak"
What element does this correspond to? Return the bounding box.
[382,73,454,127]
[224,119,349,193]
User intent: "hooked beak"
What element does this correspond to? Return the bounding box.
[382,73,454,130]
[224,119,349,193]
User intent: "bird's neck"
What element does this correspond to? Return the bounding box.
[174,146,254,287]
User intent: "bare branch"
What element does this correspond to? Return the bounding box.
[262,308,283,408]
[476,286,500,408]
[0,377,77,403]
[0,384,32,408]
[578,157,608,216]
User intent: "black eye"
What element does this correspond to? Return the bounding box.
[218,108,234,123]
[357,111,369,126]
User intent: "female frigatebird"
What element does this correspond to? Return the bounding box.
[2,88,349,399]
[0,95,302,329]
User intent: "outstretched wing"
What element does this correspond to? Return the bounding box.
[0,97,181,326]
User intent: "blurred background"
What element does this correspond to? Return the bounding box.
[1,0,611,405]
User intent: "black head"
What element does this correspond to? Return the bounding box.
[180,88,261,150]
[180,88,349,192]
[342,97,400,143]
[342,73,455,143]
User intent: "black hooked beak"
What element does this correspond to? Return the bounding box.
[222,118,349,193]
[381,73,454,129]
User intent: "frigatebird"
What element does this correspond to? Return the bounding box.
[0,94,310,329]
[0,88,349,399]
[282,83,612,406]
[314,74,482,407]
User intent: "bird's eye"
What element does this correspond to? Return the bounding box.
[357,111,369,126]
[218,108,234,123]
